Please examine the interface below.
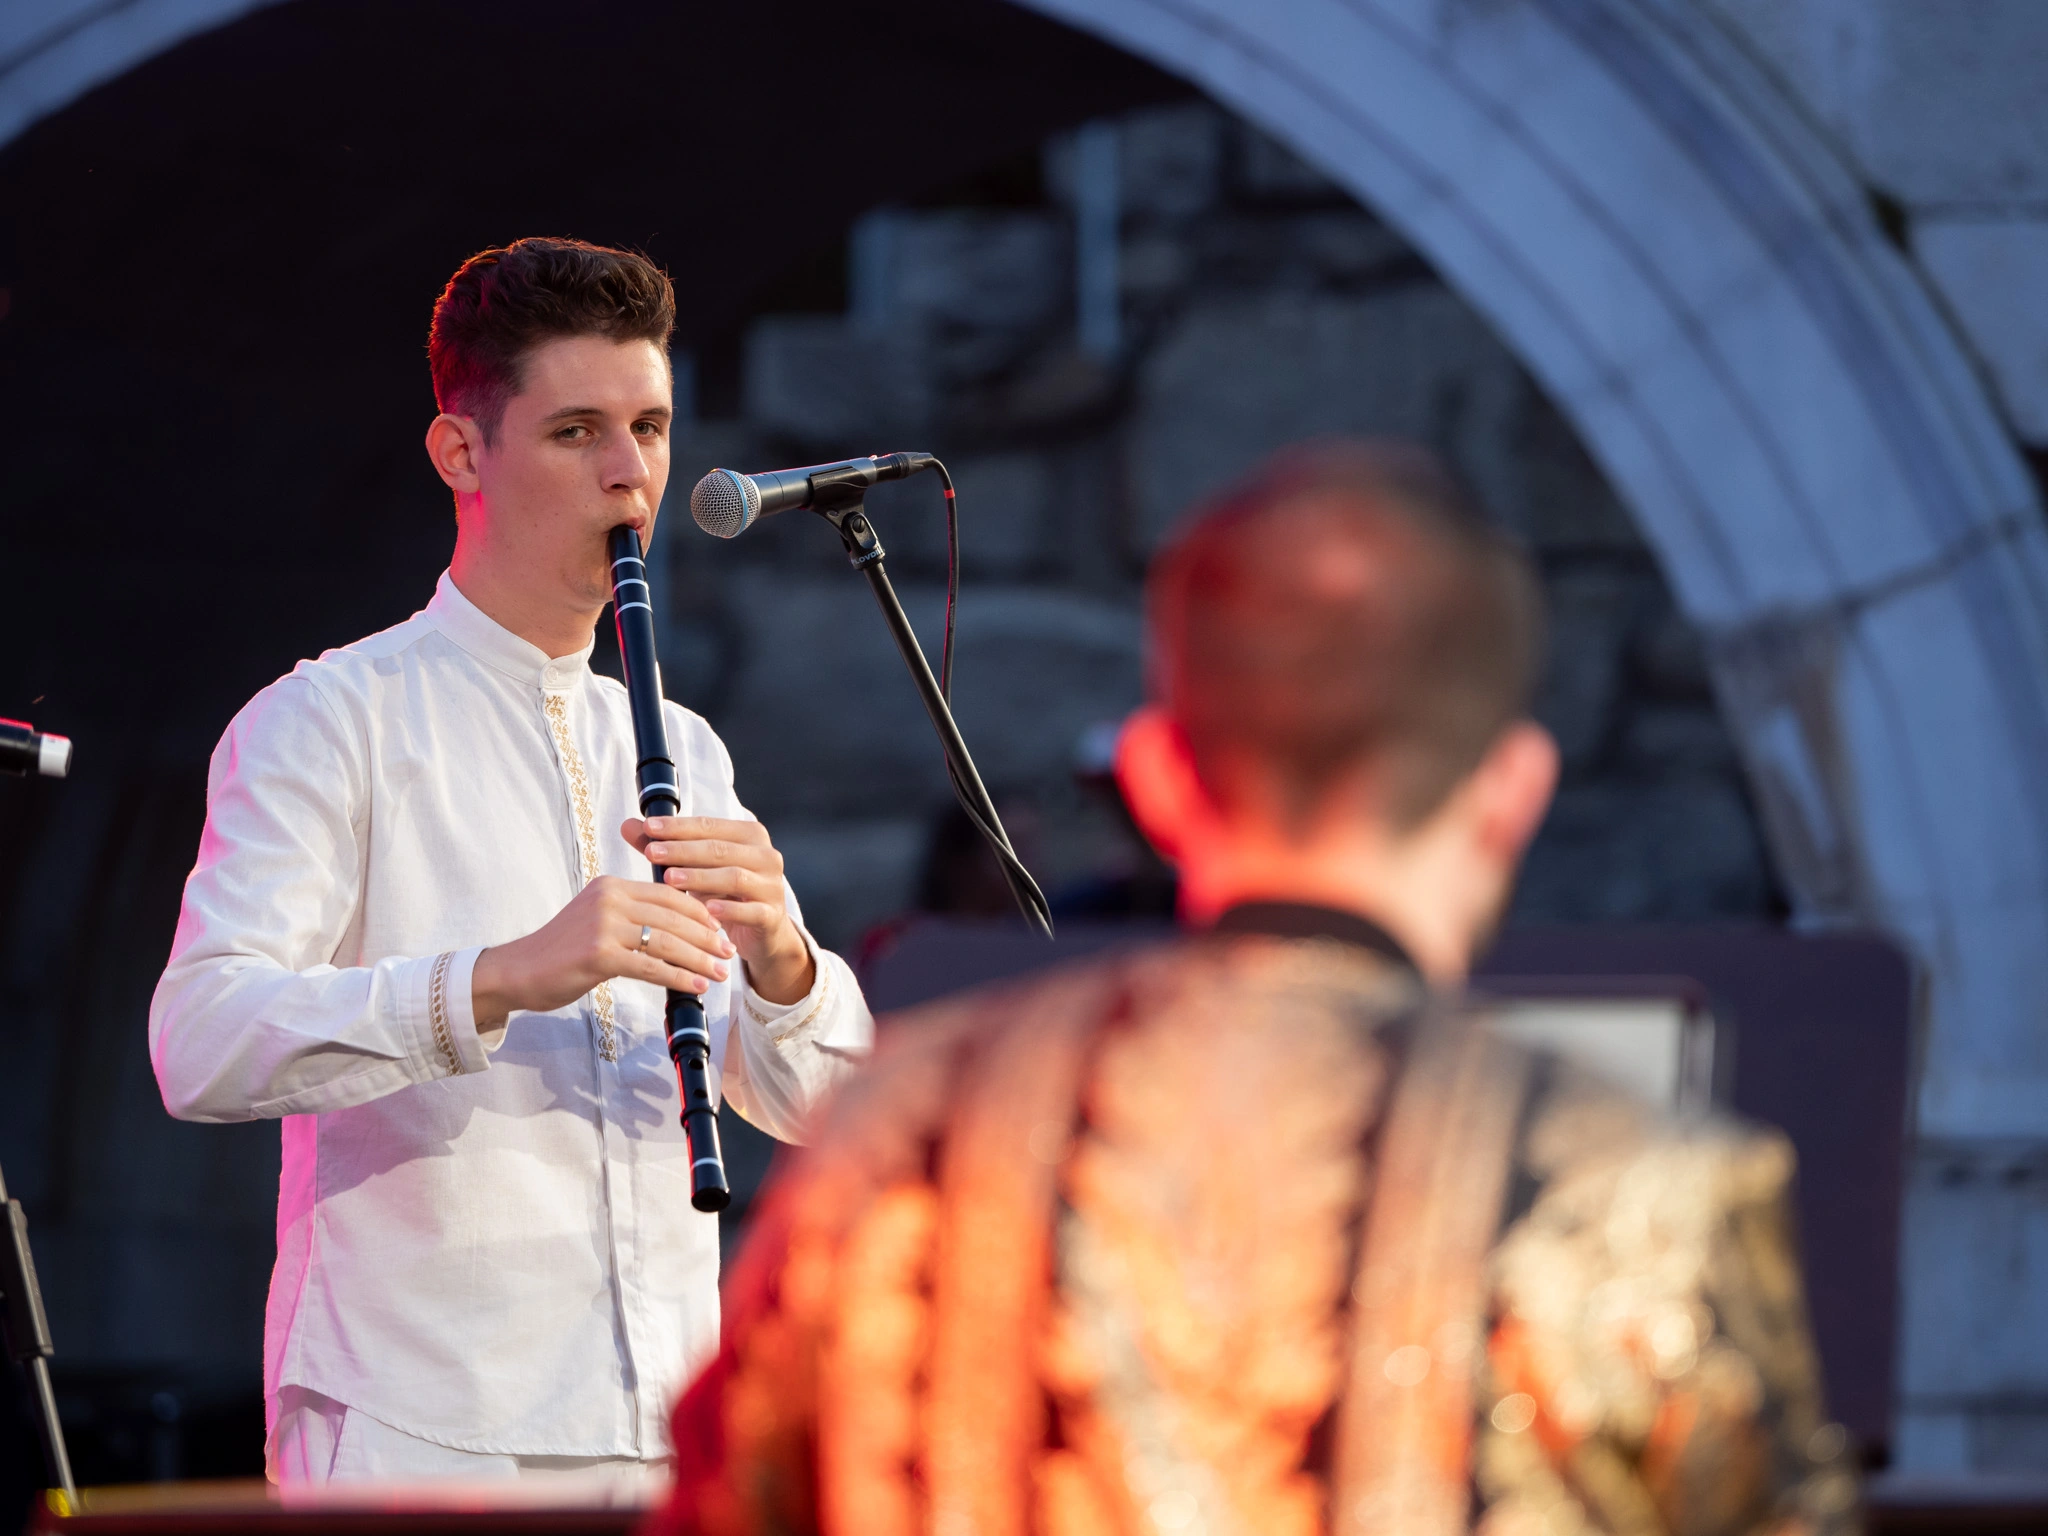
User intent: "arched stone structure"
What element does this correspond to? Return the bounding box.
[13,0,2044,1137]
[10,0,2047,1469]
[0,1,281,146]
[1008,0,2048,1154]
[1005,5,2048,1462]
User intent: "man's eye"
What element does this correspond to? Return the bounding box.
[635,420,664,437]
[556,425,590,441]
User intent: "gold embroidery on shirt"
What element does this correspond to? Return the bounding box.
[742,945,831,1044]
[428,949,461,1075]
[542,690,620,1063]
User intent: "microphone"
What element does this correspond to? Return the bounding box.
[1,720,71,779]
[690,452,936,539]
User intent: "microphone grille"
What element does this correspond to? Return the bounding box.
[691,469,760,539]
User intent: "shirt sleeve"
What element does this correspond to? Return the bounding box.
[1479,1095,1860,1534]
[668,701,875,1144]
[148,673,499,1123]
[722,909,873,1143]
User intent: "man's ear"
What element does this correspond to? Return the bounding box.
[425,413,485,494]
[1468,721,1560,867]
[1114,706,1213,863]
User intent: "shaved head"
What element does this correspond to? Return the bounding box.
[1147,440,1543,831]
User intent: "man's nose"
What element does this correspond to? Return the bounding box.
[603,434,652,493]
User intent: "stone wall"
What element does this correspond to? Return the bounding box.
[1711,0,2048,450]
[660,100,1782,954]
[1697,3,2048,1471]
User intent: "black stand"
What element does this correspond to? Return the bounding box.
[806,485,1052,938]
[1,1164,76,1514]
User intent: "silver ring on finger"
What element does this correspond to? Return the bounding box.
[637,924,654,952]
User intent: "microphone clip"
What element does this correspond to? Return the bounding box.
[812,498,887,570]
[807,451,939,567]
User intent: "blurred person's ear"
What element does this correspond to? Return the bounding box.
[1114,706,1215,864]
[1451,720,1559,875]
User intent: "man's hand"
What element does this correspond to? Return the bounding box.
[471,876,737,1027]
[625,816,816,1006]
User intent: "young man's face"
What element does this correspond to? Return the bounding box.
[468,333,673,608]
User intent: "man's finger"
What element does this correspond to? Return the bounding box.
[605,881,720,934]
[646,838,783,875]
[628,928,730,984]
[701,898,785,935]
[623,895,729,952]
[629,952,716,994]
[629,815,770,848]
[663,866,781,905]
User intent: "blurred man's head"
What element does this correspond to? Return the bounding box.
[1116,440,1557,980]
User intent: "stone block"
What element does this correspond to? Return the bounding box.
[1848,570,2048,913]
[1186,212,1413,297]
[851,208,1068,379]
[1535,563,1647,772]
[943,587,1145,791]
[1900,892,2048,1139]
[1974,1411,2048,1473]
[1631,595,1717,702]
[1234,120,1345,202]
[982,345,1120,433]
[1499,376,1644,553]
[714,572,953,819]
[743,315,933,447]
[1917,219,2048,442]
[1119,102,1226,220]
[1891,1411,1971,1474]
[1895,1141,2048,1469]
[712,572,1142,826]
[1119,231,1196,303]
[1709,0,2048,205]
[1130,288,1524,549]
[1287,211,1416,285]
[869,451,1053,580]
[1620,703,1743,779]
[1051,102,1226,222]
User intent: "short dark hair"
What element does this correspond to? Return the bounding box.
[1147,439,1543,830]
[427,237,675,442]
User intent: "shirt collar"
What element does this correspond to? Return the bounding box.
[1208,900,1421,976]
[424,571,596,691]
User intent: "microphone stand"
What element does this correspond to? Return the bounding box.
[801,468,1053,938]
[1,1162,77,1515]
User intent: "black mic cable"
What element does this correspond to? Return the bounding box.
[607,526,730,1213]
[926,459,1037,923]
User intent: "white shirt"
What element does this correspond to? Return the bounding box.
[148,572,872,1460]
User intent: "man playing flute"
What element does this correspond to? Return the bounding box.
[150,237,873,1489]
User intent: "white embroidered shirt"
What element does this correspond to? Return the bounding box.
[148,572,873,1460]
